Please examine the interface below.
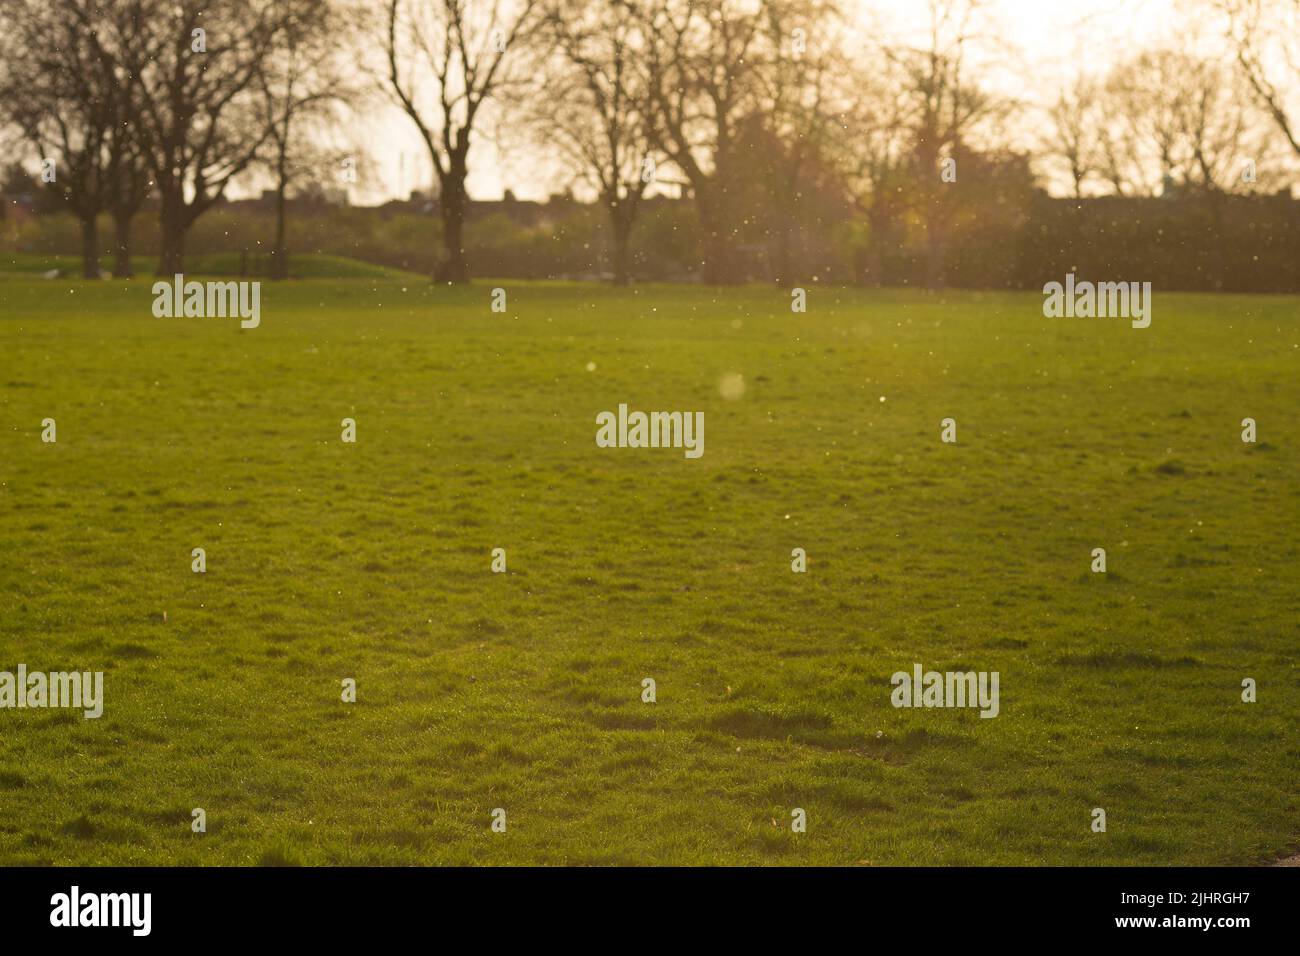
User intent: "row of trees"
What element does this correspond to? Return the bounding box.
[383,0,1300,286]
[0,0,351,279]
[2,0,1299,285]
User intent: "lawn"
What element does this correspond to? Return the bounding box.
[0,267,1296,865]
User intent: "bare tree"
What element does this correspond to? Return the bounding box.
[532,0,657,285]
[1101,49,1279,196]
[1089,79,1151,197]
[103,116,152,278]
[0,0,144,278]
[633,0,768,284]
[384,0,545,284]
[1215,0,1300,158]
[1,0,156,277]
[1040,74,1105,199]
[834,58,913,285]
[1104,52,1189,196]
[257,0,357,279]
[888,0,1006,288]
[100,0,296,275]
[1176,56,1278,193]
[1091,45,1284,287]
[755,0,845,286]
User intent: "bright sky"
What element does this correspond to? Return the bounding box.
[347,0,1191,205]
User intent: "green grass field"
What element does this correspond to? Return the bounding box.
[0,265,1296,865]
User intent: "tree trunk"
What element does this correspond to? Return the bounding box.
[112,211,133,278]
[271,172,288,280]
[915,134,947,290]
[924,220,946,290]
[80,216,100,279]
[695,187,742,285]
[772,221,792,289]
[858,241,883,287]
[702,234,746,284]
[436,173,471,284]
[701,231,729,284]
[610,208,632,286]
[772,170,801,288]
[157,190,187,276]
